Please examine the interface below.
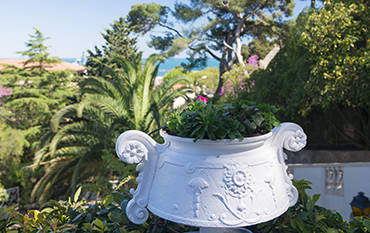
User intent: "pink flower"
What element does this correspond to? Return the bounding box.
[220,87,226,96]
[197,95,208,104]
[0,83,12,97]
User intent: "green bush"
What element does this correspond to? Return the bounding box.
[189,67,219,94]
[2,180,370,232]
[218,64,256,104]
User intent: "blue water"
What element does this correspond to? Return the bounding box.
[154,58,219,76]
[61,57,219,76]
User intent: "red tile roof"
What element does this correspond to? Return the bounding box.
[0,59,85,73]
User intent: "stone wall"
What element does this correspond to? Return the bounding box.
[286,149,370,164]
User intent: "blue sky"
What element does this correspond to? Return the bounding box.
[0,0,312,59]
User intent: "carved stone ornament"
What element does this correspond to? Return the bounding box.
[116,123,306,229]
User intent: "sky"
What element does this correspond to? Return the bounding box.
[0,0,312,59]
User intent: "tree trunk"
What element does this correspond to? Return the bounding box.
[234,13,245,66]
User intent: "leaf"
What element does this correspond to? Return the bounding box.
[244,120,257,133]
[72,212,85,222]
[115,176,135,191]
[0,220,6,229]
[120,200,129,213]
[111,192,126,205]
[362,219,370,231]
[317,214,326,221]
[85,213,92,223]
[93,219,104,230]
[296,218,305,231]
[84,223,92,231]
[74,186,82,203]
[214,127,229,139]
[108,211,123,223]
[290,219,297,229]
[252,112,264,126]
[326,228,338,233]
[312,194,321,204]
[103,195,114,206]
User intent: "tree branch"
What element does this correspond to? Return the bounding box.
[223,40,235,52]
[158,22,183,38]
[252,13,270,25]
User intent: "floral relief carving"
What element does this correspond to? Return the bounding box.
[288,130,307,151]
[223,163,253,199]
[118,141,148,164]
[213,163,261,226]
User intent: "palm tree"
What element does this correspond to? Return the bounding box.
[31,54,193,202]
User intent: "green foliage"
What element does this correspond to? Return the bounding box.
[250,0,370,149]
[0,30,81,202]
[189,67,219,94]
[0,125,25,189]
[1,186,199,233]
[166,99,280,142]
[349,216,370,233]
[218,64,256,104]
[127,0,295,94]
[128,3,169,34]
[299,0,370,110]
[31,54,193,203]
[16,28,60,71]
[0,188,142,233]
[85,17,141,77]
[163,67,190,83]
[242,39,275,62]
[0,69,81,155]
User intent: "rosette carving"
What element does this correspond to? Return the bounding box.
[117,141,148,164]
[286,130,307,152]
[222,163,253,199]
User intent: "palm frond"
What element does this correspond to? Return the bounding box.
[50,104,79,132]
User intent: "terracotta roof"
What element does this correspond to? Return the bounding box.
[0,59,85,73]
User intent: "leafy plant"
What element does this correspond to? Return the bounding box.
[166,98,280,142]
[219,63,256,104]
[251,180,354,233]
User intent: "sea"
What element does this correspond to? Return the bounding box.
[61,57,219,77]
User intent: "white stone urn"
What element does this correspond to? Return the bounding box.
[115,123,306,231]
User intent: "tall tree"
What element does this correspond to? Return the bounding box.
[31,54,193,202]
[127,0,294,94]
[16,28,60,71]
[251,0,370,149]
[85,17,141,77]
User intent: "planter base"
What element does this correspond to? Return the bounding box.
[190,228,252,233]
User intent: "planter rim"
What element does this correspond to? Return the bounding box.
[160,129,273,145]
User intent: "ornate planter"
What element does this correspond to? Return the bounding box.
[116,123,306,230]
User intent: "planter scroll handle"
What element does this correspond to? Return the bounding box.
[271,123,307,207]
[116,130,160,224]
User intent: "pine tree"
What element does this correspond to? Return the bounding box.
[16,28,60,70]
[127,1,295,95]
[85,17,141,77]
